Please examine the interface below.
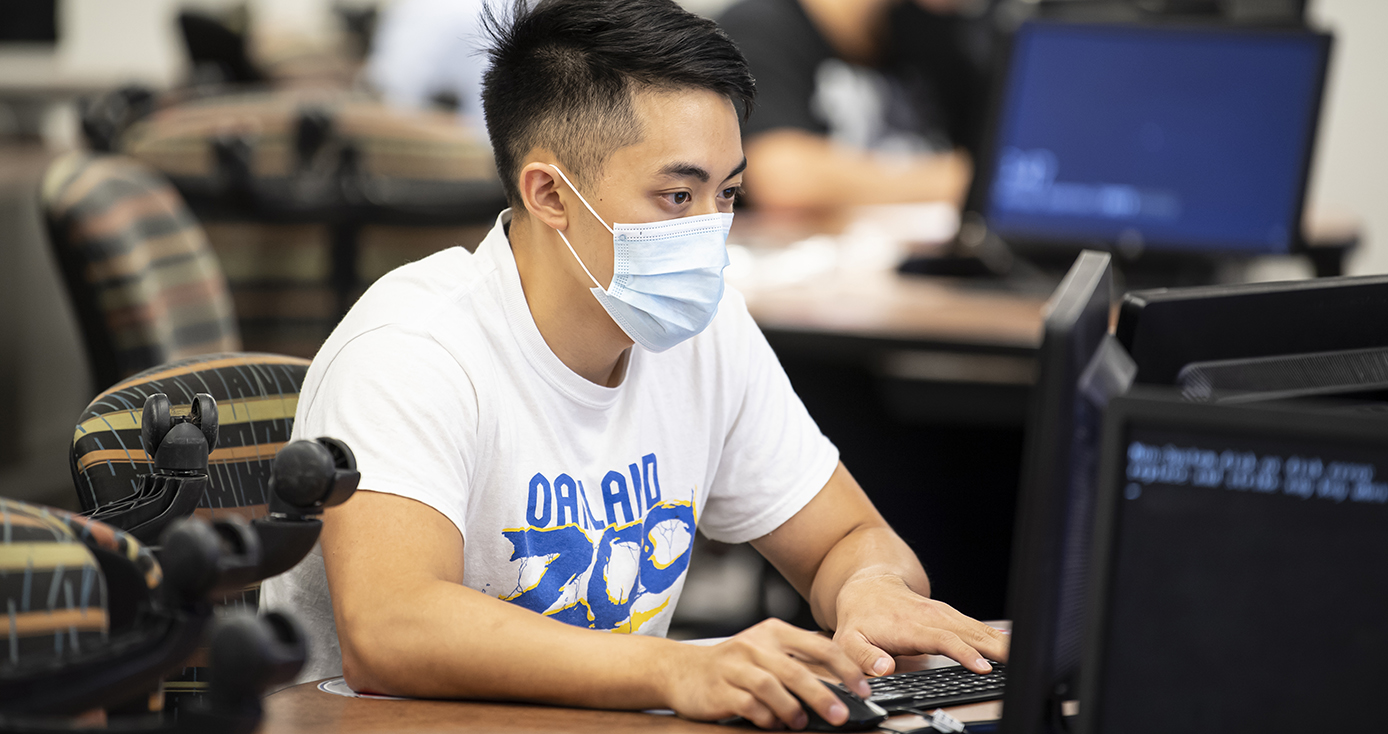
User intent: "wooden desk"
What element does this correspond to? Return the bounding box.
[262,655,1004,734]
[732,207,1049,351]
[726,204,1362,427]
[730,203,1360,353]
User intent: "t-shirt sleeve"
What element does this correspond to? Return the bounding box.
[718,0,834,139]
[293,328,479,541]
[699,293,840,544]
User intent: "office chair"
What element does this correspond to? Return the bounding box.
[1,405,358,734]
[41,151,242,392]
[0,497,306,733]
[71,351,315,706]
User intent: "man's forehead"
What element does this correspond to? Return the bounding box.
[625,87,744,181]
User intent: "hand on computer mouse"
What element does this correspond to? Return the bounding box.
[716,680,888,732]
[663,618,872,730]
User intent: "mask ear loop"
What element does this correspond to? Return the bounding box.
[548,164,612,291]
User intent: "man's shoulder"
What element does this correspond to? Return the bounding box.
[334,224,512,347]
[357,246,495,323]
[301,237,510,399]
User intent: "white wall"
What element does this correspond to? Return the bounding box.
[0,0,350,91]
[1307,0,1388,275]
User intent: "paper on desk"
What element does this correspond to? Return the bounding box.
[319,677,409,700]
[726,202,959,291]
[846,203,960,247]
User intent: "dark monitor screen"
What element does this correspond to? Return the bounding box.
[0,1,58,43]
[982,22,1330,255]
[1001,250,1134,734]
[1081,394,1388,733]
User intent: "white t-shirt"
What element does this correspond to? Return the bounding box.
[261,210,839,684]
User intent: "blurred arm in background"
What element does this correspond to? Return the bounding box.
[366,0,490,138]
[718,0,992,211]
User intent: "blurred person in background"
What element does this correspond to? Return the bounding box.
[367,0,490,138]
[718,0,994,210]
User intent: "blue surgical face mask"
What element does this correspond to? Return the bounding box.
[548,164,733,353]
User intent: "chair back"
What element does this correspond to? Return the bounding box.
[0,498,119,675]
[71,351,311,705]
[42,151,241,390]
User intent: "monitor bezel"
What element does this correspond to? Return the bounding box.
[1116,273,1388,385]
[965,20,1334,258]
[1077,389,1388,734]
[998,250,1113,734]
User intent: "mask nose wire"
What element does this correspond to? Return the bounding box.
[547,164,612,291]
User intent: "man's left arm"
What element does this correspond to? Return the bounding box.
[750,462,1010,677]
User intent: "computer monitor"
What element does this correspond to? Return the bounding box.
[999,250,1135,734]
[1079,391,1388,733]
[1115,274,1388,385]
[0,1,57,44]
[971,21,1331,256]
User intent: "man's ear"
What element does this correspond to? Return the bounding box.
[518,161,569,233]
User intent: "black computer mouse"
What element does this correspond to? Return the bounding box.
[800,680,889,732]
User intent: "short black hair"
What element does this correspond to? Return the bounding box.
[481,0,756,209]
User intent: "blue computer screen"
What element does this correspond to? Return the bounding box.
[984,23,1327,254]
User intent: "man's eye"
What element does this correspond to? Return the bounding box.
[670,192,690,205]
[720,186,742,200]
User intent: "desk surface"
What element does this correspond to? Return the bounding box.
[729,205,1358,351]
[730,207,1048,351]
[263,667,1003,734]
[262,639,1008,734]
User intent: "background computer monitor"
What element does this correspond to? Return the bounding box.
[0,1,57,44]
[1080,392,1388,733]
[1115,274,1388,385]
[972,21,1331,256]
[1000,250,1135,734]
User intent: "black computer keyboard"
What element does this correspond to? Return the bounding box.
[867,663,1006,713]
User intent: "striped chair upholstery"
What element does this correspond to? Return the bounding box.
[41,152,242,391]
[119,90,498,182]
[72,352,310,523]
[115,89,498,358]
[70,351,310,705]
[0,497,160,682]
[198,220,489,358]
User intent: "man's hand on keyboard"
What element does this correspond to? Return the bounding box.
[832,573,1010,677]
[661,618,871,730]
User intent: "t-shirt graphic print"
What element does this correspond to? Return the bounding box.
[500,452,694,632]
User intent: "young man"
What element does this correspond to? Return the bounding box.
[261,0,1008,729]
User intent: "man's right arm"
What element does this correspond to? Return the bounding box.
[744,129,972,211]
[320,489,873,730]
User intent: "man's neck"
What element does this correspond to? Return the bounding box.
[508,213,633,387]
[800,0,897,65]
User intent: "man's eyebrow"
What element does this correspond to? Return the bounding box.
[657,162,711,183]
[656,157,748,184]
[726,157,748,181]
